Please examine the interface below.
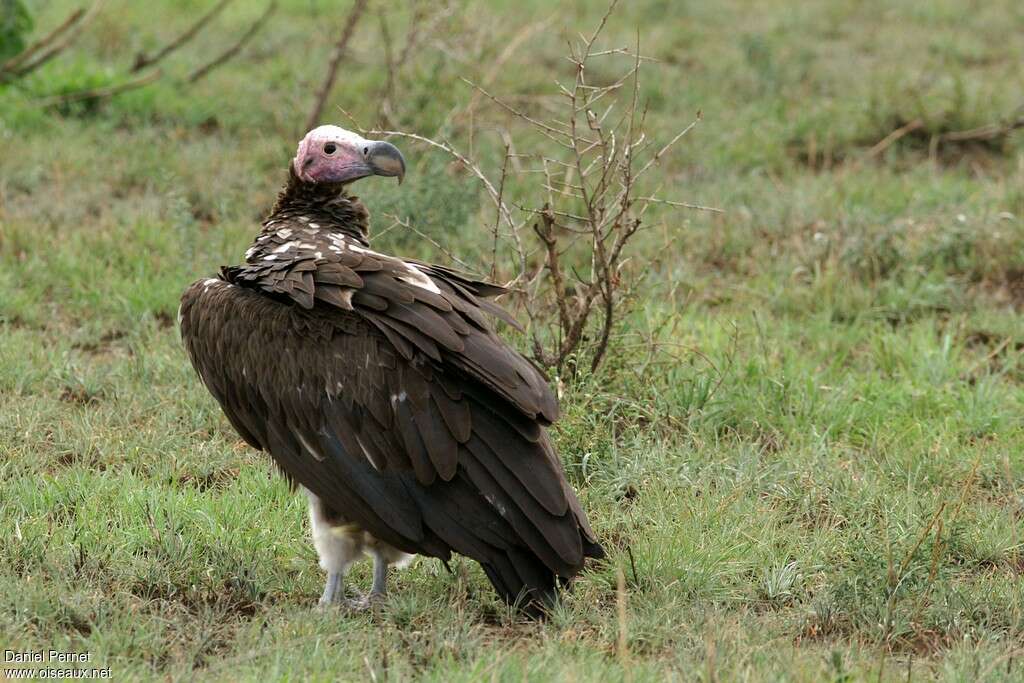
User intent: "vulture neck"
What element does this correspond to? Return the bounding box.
[267,168,372,245]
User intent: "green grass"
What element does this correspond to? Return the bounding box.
[2,0,1023,680]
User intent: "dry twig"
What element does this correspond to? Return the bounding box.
[0,1,103,82]
[132,0,234,73]
[35,69,162,107]
[939,111,1024,143]
[380,213,482,275]
[865,118,923,159]
[188,1,277,83]
[0,7,85,75]
[306,0,369,130]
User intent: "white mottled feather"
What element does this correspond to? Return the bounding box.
[398,262,441,294]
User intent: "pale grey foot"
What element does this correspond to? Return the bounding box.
[318,571,373,611]
[318,571,343,608]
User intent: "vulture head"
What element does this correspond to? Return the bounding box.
[293,125,406,186]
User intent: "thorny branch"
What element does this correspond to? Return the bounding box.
[338,110,532,281]
[379,213,482,275]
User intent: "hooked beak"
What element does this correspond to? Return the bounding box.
[366,140,406,184]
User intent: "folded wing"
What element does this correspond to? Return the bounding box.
[180,252,601,609]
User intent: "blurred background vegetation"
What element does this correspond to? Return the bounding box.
[1,0,1023,680]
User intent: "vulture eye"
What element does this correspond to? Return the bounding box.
[323,143,337,155]
[362,146,369,156]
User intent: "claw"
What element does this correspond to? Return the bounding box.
[342,593,371,612]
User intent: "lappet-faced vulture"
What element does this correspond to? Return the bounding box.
[179,125,604,613]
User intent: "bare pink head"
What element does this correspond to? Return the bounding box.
[293,125,405,185]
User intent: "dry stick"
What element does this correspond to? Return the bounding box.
[372,2,450,126]
[462,78,576,145]
[882,454,982,660]
[0,6,85,75]
[587,34,643,374]
[552,24,603,372]
[939,114,1024,143]
[892,502,947,590]
[625,545,639,586]
[395,1,431,68]
[634,112,702,180]
[590,274,615,373]
[359,0,703,374]
[588,223,618,370]
[188,0,277,83]
[380,213,481,275]
[881,515,931,669]
[306,0,369,131]
[945,453,983,527]
[36,69,162,107]
[490,145,511,280]
[2,0,103,81]
[463,16,553,117]
[583,136,619,372]
[961,335,1011,380]
[559,285,601,370]
[590,145,624,374]
[585,0,621,52]
[865,118,923,159]
[132,0,233,73]
[534,207,571,334]
[345,121,529,281]
[616,566,629,666]
[634,196,723,213]
[926,517,944,585]
[376,7,396,125]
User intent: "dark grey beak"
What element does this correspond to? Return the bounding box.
[366,141,406,184]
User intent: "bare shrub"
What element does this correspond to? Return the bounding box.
[349,1,719,376]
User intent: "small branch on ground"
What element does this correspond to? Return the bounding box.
[938,112,1024,144]
[865,118,923,159]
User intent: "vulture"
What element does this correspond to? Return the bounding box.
[179,125,604,614]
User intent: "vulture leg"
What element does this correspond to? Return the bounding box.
[370,552,388,598]
[306,488,367,609]
[320,571,343,606]
[366,540,414,601]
